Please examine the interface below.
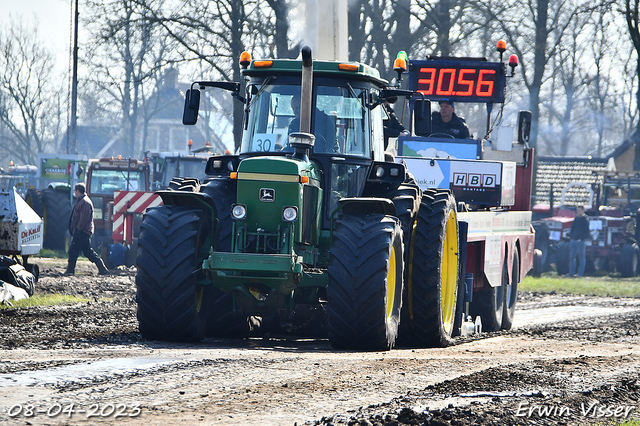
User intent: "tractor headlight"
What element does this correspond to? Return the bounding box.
[282,206,298,222]
[375,166,385,178]
[231,204,247,220]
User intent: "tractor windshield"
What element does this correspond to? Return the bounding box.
[89,169,146,194]
[162,158,208,188]
[241,82,369,157]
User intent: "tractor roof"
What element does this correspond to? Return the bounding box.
[242,59,388,87]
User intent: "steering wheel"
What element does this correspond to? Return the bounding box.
[428,133,455,139]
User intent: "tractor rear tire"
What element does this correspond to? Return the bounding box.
[405,190,459,347]
[168,177,201,192]
[327,214,404,351]
[501,248,519,330]
[620,243,640,277]
[136,205,211,342]
[42,188,71,251]
[472,257,506,332]
[26,189,43,217]
[556,241,570,275]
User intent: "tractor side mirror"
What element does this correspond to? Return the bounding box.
[517,110,532,145]
[183,89,201,125]
[413,99,431,137]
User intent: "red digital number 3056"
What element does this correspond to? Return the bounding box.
[417,67,497,98]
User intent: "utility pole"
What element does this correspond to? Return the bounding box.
[69,0,79,154]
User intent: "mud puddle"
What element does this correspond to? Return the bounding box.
[0,358,175,387]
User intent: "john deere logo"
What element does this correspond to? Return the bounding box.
[259,188,275,202]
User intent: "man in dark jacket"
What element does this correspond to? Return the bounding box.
[569,205,590,277]
[431,99,470,139]
[65,183,110,275]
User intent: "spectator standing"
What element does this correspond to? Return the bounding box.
[569,205,590,277]
[65,183,110,276]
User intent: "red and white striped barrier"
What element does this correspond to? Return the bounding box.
[112,191,162,244]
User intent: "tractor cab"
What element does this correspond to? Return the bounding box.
[184,52,401,230]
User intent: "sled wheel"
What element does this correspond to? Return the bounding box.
[136,205,211,342]
[501,248,519,330]
[327,214,404,351]
[473,256,506,332]
[406,190,459,347]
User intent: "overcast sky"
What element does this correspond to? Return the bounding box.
[0,0,72,72]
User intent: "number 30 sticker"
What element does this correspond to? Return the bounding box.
[253,133,276,152]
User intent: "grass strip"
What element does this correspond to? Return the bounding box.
[0,293,90,310]
[521,274,640,298]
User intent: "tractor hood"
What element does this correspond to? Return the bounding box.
[236,156,321,181]
[234,156,322,241]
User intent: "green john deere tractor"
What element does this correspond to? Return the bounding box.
[135,47,461,350]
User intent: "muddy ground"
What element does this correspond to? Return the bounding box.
[1,258,639,425]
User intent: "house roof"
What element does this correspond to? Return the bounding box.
[534,156,608,207]
[57,126,121,158]
[607,129,639,160]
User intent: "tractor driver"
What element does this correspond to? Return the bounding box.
[431,99,470,139]
[287,96,338,153]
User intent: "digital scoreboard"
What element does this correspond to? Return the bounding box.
[409,59,507,104]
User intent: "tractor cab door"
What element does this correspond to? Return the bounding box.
[310,80,383,228]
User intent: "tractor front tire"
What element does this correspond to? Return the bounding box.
[199,179,253,336]
[136,205,210,342]
[327,214,404,351]
[405,190,459,347]
[620,243,640,277]
[556,241,570,275]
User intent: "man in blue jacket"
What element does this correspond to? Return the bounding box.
[65,183,110,276]
[431,99,470,139]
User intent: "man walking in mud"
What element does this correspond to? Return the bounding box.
[65,183,110,276]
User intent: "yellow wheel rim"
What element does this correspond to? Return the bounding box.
[441,210,458,334]
[386,246,397,320]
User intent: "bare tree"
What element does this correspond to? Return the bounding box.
[624,0,640,132]
[583,3,627,157]
[348,0,481,75]
[0,19,62,165]
[474,0,590,149]
[83,0,174,157]
[138,0,275,152]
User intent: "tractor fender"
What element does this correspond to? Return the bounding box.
[334,197,396,217]
[156,190,217,221]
